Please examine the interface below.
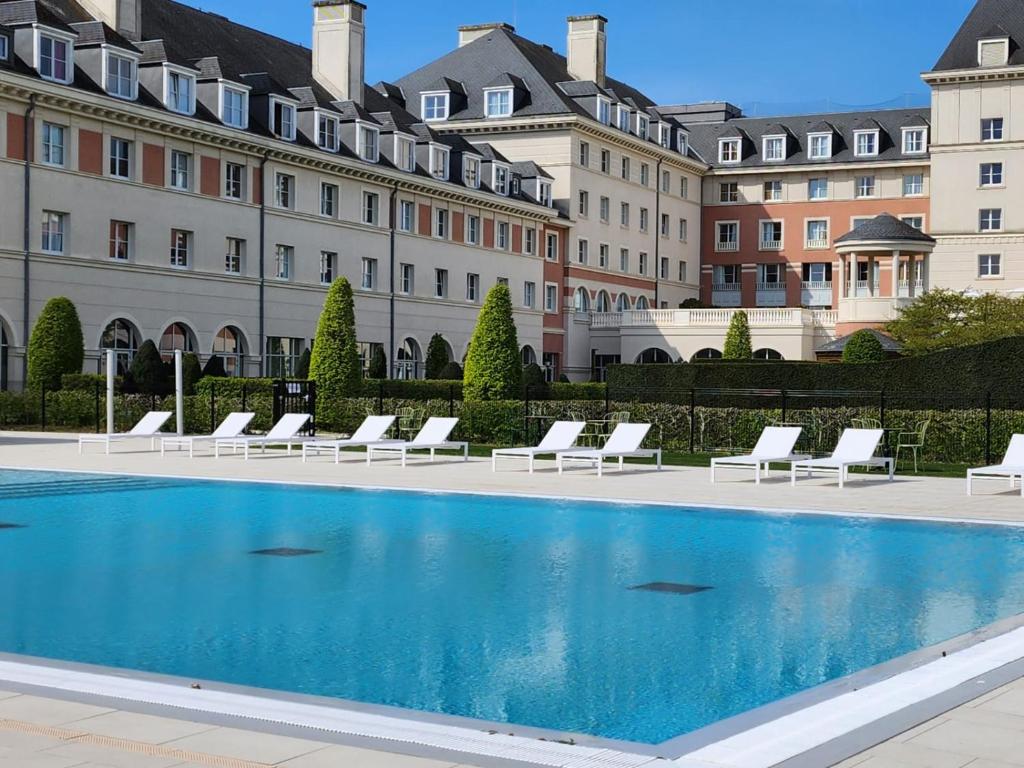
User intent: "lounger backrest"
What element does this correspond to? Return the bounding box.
[211,412,255,438]
[831,428,883,462]
[536,421,586,450]
[411,417,459,445]
[265,413,311,440]
[349,415,396,443]
[128,411,173,436]
[1002,434,1024,466]
[751,426,801,459]
[602,423,652,453]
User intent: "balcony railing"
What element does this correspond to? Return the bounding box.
[715,240,739,252]
[711,282,742,307]
[897,279,925,297]
[801,280,833,307]
[589,308,838,329]
[755,282,787,307]
[759,239,782,251]
[806,238,830,249]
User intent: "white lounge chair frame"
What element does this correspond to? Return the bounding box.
[790,428,893,488]
[366,417,468,467]
[966,434,1024,497]
[555,423,661,477]
[78,411,173,455]
[301,415,398,463]
[491,421,586,473]
[710,426,809,484]
[214,413,311,459]
[160,412,256,458]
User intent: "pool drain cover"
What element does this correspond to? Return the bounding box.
[0,523,26,530]
[250,547,322,557]
[629,582,711,595]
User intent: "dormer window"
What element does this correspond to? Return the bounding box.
[37,31,72,83]
[854,130,879,157]
[493,164,510,196]
[807,132,832,159]
[978,37,1010,67]
[165,68,195,115]
[220,85,248,128]
[658,124,671,148]
[484,87,513,118]
[677,130,689,155]
[596,97,611,125]
[762,135,785,162]
[395,135,415,172]
[357,123,379,162]
[271,98,296,141]
[0,34,8,61]
[719,137,741,163]
[538,180,552,207]
[317,112,339,152]
[463,155,480,188]
[429,144,449,180]
[637,114,650,140]
[617,105,631,132]
[422,92,449,121]
[511,176,521,196]
[902,127,927,154]
[105,49,137,99]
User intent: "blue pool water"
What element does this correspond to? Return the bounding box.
[0,469,1023,744]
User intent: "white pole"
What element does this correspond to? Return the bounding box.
[174,349,184,436]
[105,349,115,434]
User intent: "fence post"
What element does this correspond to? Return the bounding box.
[241,382,248,414]
[689,388,696,455]
[210,380,216,434]
[524,384,531,444]
[879,389,886,428]
[40,385,46,432]
[604,382,610,417]
[985,391,992,466]
[781,389,787,424]
[94,380,101,433]
[448,384,454,418]
[378,379,384,416]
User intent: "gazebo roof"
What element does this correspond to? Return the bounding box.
[817,328,903,354]
[835,213,937,246]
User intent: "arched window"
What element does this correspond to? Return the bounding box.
[634,347,672,364]
[573,287,591,313]
[100,318,140,374]
[635,295,650,310]
[159,323,196,362]
[594,290,611,313]
[396,337,422,380]
[615,293,631,312]
[753,348,783,360]
[521,345,537,366]
[213,326,246,377]
[0,320,8,391]
[692,348,723,361]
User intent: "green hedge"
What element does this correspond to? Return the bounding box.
[194,377,275,396]
[61,373,114,391]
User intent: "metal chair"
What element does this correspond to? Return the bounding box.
[396,407,423,441]
[896,420,930,473]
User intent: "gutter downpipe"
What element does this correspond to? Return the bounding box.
[22,94,36,387]
[258,152,268,376]
[388,181,398,379]
[654,157,662,307]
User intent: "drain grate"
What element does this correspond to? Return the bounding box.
[0,523,26,530]
[629,582,711,595]
[249,547,322,557]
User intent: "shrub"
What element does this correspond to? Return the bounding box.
[62,373,114,392]
[194,377,274,396]
[723,311,752,360]
[680,298,703,309]
[181,352,202,395]
[127,340,170,395]
[522,362,548,398]
[309,277,361,397]
[842,330,887,364]
[27,297,84,390]
[202,354,227,378]
[463,284,522,401]
[294,348,311,379]
[425,334,451,379]
[438,361,463,381]
[368,346,387,379]
[558,373,570,383]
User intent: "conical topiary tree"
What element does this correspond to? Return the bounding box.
[27,296,84,390]
[367,345,387,379]
[425,333,451,379]
[309,276,362,395]
[181,352,202,395]
[294,347,311,379]
[438,361,463,381]
[129,340,170,395]
[842,329,887,363]
[723,310,753,360]
[463,283,522,401]
[202,354,227,378]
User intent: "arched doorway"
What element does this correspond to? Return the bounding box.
[691,348,723,361]
[753,348,783,360]
[594,290,611,313]
[573,287,590,313]
[634,347,672,364]
[635,295,650,310]
[159,322,196,362]
[396,337,422,379]
[521,345,537,366]
[100,318,141,374]
[213,326,247,377]
[615,293,631,311]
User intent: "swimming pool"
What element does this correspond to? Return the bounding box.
[0,469,1022,745]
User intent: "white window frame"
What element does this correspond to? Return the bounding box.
[224,162,244,200]
[274,244,292,280]
[428,143,449,181]
[759,219,784,250]
[0,34,8,62]
[805,218,830,248]
[421,92,450,122]
[394,134,416,172]
[577,238,589,265]
[808,177,828,200]
[41,122,66,167]
[764,179,783,201]
[978,38,1010,67]
[466,214,480,244]
[361,257,377,290]
[579,140,590,166]
[483,87,513,118]
[109,220,132,262]
[362,190,380,225]
[853,129,879,157]
[103,47,138,100]
[658,123,671,148]
[715,220,739,251]
[978,252,1002,278]
[979,208,1003,232]
[902,127,927,155]
[219,83,250,129]
[524,227,536,255]
[274,172,294,209]
[317,111,340,152]
[320,181,339,218]
[855,175,876,198]
[762,135,785,162]
[463,155,481,188]
[545,231,559,261]
[677,130,689,155]
[108,137,132,180]
[538,180,552,207]
[434,268,448,298]
[596,97,611,125]
[320,251,337,284]
[619,247,629,272]
[523,281,536,309]
[807,132,832,160]
[496,220,509,250]
[164,66,196,115]
[719,137,741,164]
[434,208,449,239]
[169,149,190,191]
[35,28,74,85]
[399,262,414,294]
[544,282,558,313]
[616,104,631,132]
[225,237,244,274]
[981,117,1005,142]
[357,122,379,163]
[41,210,66,254]
[903,173,925,196]
[980,162,1004,187]
[637,113,650,140]
[492,163,510,196]
[398,199,414,232]
[466,273,480,302]
[170,229,191,268]
[269,97,297,142]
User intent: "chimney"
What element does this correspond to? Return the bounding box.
[566,14,607,87]
[457,22,515,48]
[78,0,142,40]
[312,0,366,104]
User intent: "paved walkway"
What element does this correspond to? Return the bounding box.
[0,432,1023,768]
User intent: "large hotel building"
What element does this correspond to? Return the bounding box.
[0,0,1018,387]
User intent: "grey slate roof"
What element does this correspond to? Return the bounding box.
[511,160,552,179]
[69,20,140,51]
[817,329,903,354]
[835,213,937,245]
[933,0,1024,71]
[0,0,79,32]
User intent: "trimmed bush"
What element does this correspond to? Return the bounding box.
[463,284,522,401]
[842,330,887,364]
[126,340,169,395]
[680,298,703,309]
[310,277,362,397]
[368,346,387,379]
[723,310,752,360]
[202,354,227,378]
[194,377,273,396]
[27,297,84,390]
[62,373,114,392]
[439,361,463,381]
[425,334,451,379]
[181,353,202,395]
[294,348,311,379]
[522,362,548,398]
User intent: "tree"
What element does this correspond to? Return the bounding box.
[680,298,703,309]
[723,310,752,359]
[27,297,84,390]
[294,348,311,379]
[202,354,227,378]
[424,333,451,379]
[309,277,362,395]
[522,362,548,398]
[438,361,463,380]
[463,283,522,400]
[887,289,1024,354]
[129,340,170,395]
[367,345,387,379]
[181,352,202,395]
[842,330,887,363]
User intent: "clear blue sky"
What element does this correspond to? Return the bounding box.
[182,0,977,115]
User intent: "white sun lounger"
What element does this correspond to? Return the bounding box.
[159,412,256,458]
[365,417,468,466]
[967,434,1024,497]
[555,423,661,477]
[78,411,173,455]
[790,428,893,488]
[301,415,398,463]
[710,426,810,484]
[491,421,586,473]
[214,413,311,459]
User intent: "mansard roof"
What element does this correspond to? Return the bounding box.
[932,0,1024,71]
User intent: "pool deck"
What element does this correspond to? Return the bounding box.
[2,430,1024,768]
